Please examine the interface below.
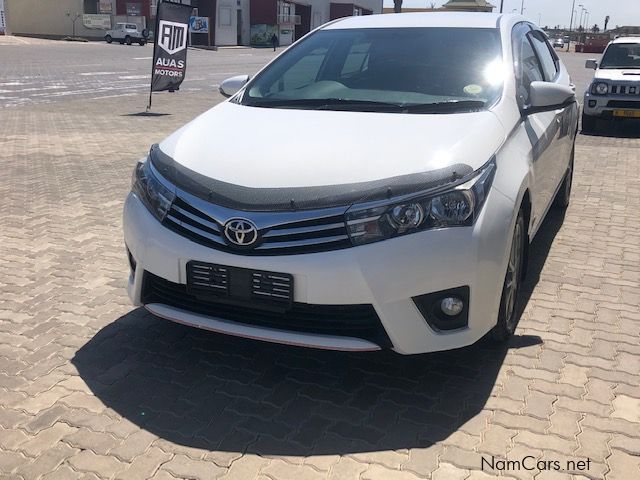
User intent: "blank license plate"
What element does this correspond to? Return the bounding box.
[613,110,640,118]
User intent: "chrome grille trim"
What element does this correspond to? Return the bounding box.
[162,188,353,255]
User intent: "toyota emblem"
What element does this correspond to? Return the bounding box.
[223,218,259,247]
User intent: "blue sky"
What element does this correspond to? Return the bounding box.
[382,0,640,30]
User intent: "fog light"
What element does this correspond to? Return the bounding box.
[588,100,597,108]
[440,297,464,316]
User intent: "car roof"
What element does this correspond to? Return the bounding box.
[612,36,640,44]
[323,12,506,30]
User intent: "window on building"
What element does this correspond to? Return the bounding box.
[83,0,99,14]
[219,6,232,26]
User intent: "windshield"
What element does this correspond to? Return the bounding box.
[600,43,640,69]
[241,27,504,113]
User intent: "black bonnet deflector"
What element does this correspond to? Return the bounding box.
[150,144,473,212]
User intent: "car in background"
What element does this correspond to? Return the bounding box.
[123,13,578,355]
[583,37,640,131]
[553,37,565,48]
[105,23,148,46]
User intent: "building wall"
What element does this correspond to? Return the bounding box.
[5,0,118,38]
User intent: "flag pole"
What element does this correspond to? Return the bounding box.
[147,0,163,111]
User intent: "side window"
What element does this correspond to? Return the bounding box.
[512,24,544,107]
[529,31,558,81]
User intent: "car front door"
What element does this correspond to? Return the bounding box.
[528,29,576,195]
[512,23,562,233]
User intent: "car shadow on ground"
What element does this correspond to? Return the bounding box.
[72,210,571,455]
[581,119,640,139]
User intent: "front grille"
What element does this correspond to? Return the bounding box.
[610,85,640,96]
[163,196,352,256]
[142,271,392,348]
[607,100,640,109]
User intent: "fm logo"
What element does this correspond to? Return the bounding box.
[158,20,187,55]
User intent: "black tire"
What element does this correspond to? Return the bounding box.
[490,210,526,343]
[105,35,112,44]
[553,148,574,210]
[125,36,132,46]
[582,113,596,133]
[139,40,146,46]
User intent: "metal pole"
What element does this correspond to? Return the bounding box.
[500,0,504,13]
[147,0,162,111]
[520,0,525,15]
[567,0,575,52]
[585,11,590,31]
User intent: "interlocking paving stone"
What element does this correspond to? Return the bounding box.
[1,41,639,480]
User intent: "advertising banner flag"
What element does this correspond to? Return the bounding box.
[150,1,192,97]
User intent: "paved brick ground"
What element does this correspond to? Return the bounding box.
[1,40,639,480]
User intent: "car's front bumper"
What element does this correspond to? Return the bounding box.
[583,92,640,118]
[123,187,516,355]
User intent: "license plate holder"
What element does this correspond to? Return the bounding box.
[186,261,294,309]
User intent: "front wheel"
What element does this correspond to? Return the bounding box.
[105,35,112,44]
[553,148,574,210]
[139,40,146,46]
[490,210,526,343]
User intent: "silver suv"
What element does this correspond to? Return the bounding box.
[105,23,148,46]
[583,36,640,132]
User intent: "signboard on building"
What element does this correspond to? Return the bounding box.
[189,16,209,34]
[99,1,113,14]
[126,2,142,16]
[0,0,6,35]
[83,14,112,30]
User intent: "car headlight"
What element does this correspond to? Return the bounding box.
[345,159,496,246]
[131,157,175,221]
[592,82,609,95]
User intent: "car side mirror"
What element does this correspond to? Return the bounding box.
[585,59,598,70]
[524,81,576,115]
[219,75,250,98]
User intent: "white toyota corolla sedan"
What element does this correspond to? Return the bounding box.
[124,13,578,354]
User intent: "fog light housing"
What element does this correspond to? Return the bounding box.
[413,286,470,332]
[588,100,597,108]
[441,297,464,316]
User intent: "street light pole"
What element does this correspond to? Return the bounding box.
[567,0,576,52]
[585,11,590,31]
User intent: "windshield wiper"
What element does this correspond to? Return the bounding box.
[247,98,406,111]
[246,98,487,113]
[401,100,487,113]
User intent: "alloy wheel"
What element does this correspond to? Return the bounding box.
[504,217,523,328]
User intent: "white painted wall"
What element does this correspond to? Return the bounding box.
[214,0,237,45]
[307,0,383,32]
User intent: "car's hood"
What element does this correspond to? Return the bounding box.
[159,102,505,191]
[595,69,640,81]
